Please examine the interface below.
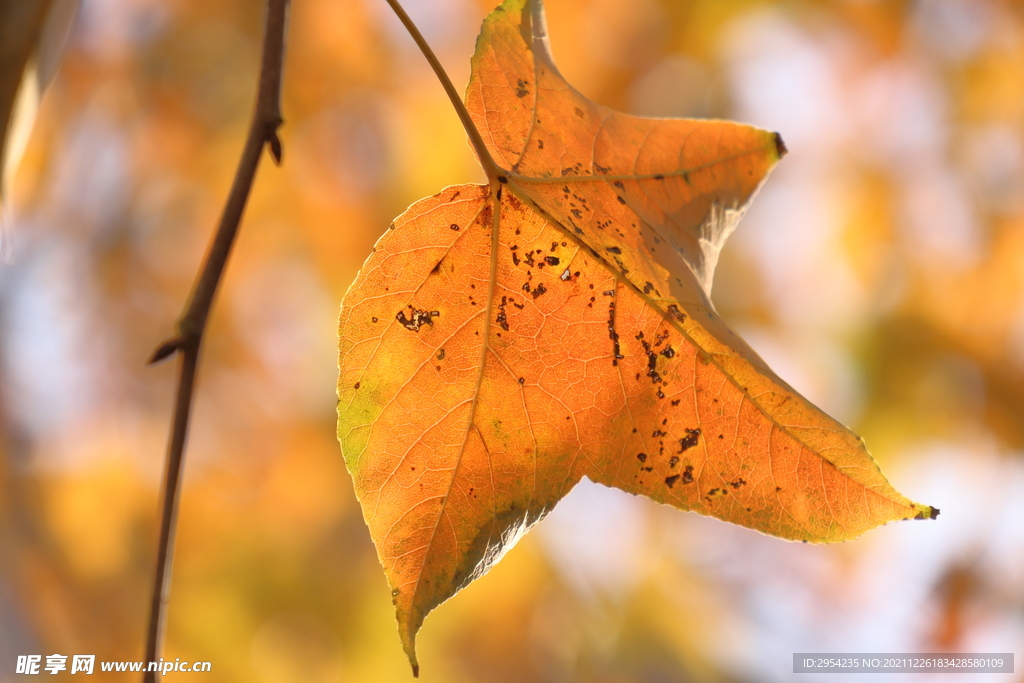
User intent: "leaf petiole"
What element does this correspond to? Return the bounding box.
[382,0,504,181]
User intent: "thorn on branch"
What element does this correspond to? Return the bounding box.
[268,131,283,165]
[148,338,183,365]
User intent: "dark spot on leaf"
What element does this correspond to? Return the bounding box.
[682,466,693,484]
[661,346,675,358]
[496,296,510,331]
[545,256,560,266]
[531,282,548,299]
[667,305,685,322]
[678,428,700,452]
[606,246,622,255]
[518,377,525,384]
[450,223,460,231]
[396,306,434,332]
[574,107,584,117]
[607,300,623,363]
[665,475,680,488]
[537,139,544,149]
[354,382,360,389]
[637,452,647,462]
[668,456,679,468]
[729,478,747,489]
[371,317,378,323]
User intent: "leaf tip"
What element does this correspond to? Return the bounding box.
[773,132,788,158]
[400,616,421,678]
[915,505,940,520]
[405,646,420,678]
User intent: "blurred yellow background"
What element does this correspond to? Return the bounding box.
[2,0,1024,681]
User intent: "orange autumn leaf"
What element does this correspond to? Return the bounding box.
[337,0,936,673]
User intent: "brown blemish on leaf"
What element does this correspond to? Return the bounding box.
[678,428,701,453]
[396,306,435,332]
[496,297,510,331]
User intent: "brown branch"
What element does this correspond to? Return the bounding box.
[141,1,289,680]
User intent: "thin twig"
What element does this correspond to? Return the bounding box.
[141,1,289,680]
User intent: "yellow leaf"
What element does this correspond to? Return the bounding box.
[0,0,78,210]
[337,0,936,673]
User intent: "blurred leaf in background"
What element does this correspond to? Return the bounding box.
[0,0,78,230]
[1,1,1023,682]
